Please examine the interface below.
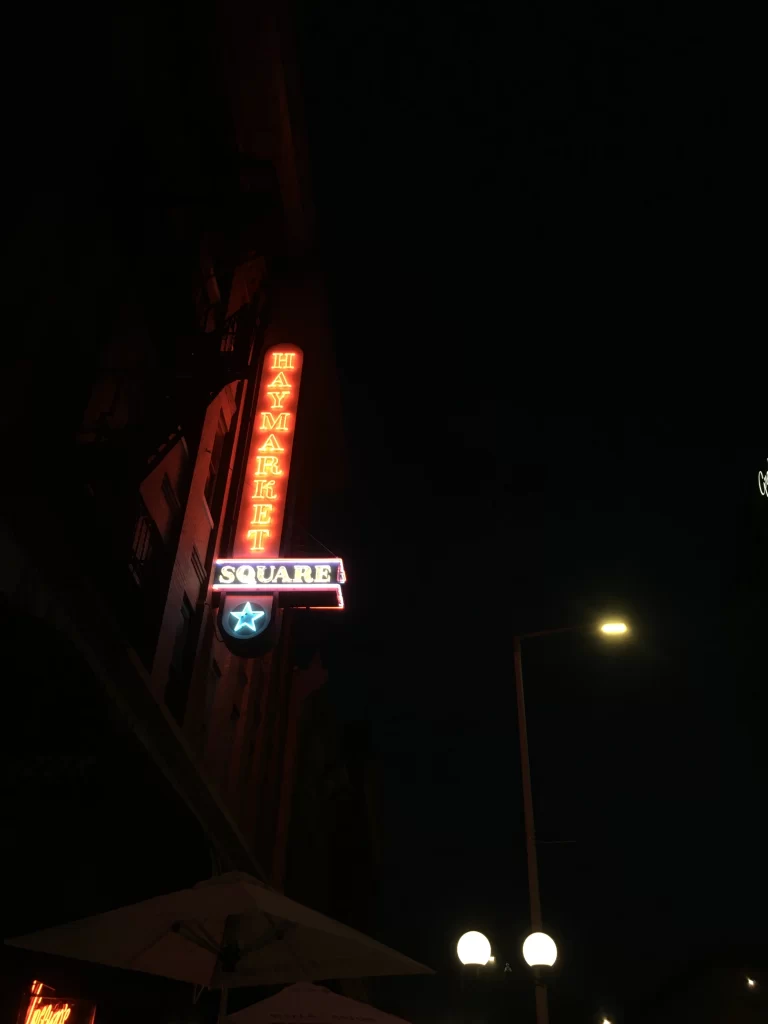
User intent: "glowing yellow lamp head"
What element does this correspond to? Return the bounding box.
[600,621,628,636]
[522,931,557,967]
[457,931,491,966]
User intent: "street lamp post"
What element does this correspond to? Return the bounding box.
[514,621,628,1024]
[514,633,549,1024]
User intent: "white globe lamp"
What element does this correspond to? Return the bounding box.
[457,931,492,966]
[522,931,557,967]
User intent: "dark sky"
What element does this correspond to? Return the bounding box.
[293,2,766,1016]
[5,2,761,1020]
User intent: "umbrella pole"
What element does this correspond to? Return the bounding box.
[217,985,228,1023]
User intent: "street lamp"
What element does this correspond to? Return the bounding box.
[457,931,491,966]
[522,932,557,967]
[599,621,628,636]
[514,618,629,1024]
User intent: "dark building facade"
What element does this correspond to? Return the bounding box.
[2,0,359,1016]
[631,963,766,1023]
[287,698,379,933]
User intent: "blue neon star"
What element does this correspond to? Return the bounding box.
[230,602,265,633]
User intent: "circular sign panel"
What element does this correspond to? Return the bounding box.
[221,598,271,640]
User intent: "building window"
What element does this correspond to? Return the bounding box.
[191,545,208,589]
[166,594,195,725]
[204,412,228,510]
[239,665,262,798]
[128,501,157,586]
[220,319,237,353]
[249,661,263,735]
[161,473,181,519]
[171,595,193,674]
[200,657,221,756]
[204,658,221,725]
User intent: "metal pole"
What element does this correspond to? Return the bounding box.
[513,635,549,1024]
[217,985,228,1023]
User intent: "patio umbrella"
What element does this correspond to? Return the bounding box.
[7,872,431,1019]
[227,982,412,1023]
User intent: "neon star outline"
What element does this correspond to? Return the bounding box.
[229,601,266,633]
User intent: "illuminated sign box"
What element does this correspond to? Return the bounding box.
[213,558,345,609]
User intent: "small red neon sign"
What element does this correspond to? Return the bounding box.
[234,345,303,558]
[20,981,95,1024]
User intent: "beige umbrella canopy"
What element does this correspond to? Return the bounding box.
[227,982,412,1023]
[6,872,432,990]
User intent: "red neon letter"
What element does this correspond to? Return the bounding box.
[259,411,290,431]
[267,390,291,409]
[252,479,277,499]
[247,529,270,551]
[258,433,284,452]
[271,352,296,369]
[250,503,273,525]
[267,371,291,389]
[254,456,283,476]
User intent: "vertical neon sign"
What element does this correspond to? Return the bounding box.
[234,344,303,559]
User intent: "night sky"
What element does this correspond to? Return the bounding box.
[293,1,765,1015]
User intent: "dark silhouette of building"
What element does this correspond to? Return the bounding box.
[288,698,379,933]
[630,959,766,1023]
[2,0,356,1015]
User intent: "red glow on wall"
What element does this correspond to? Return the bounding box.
[234,345,303,558]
